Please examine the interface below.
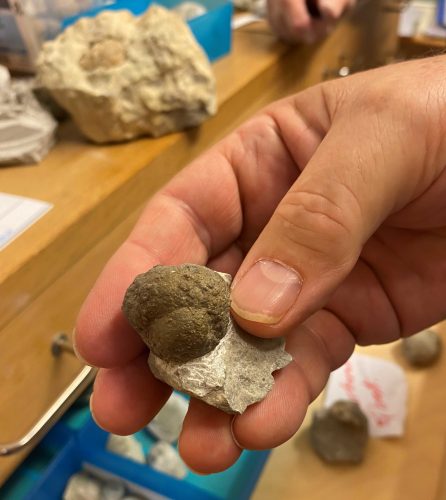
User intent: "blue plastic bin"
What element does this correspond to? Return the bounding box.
[62,0,232,62]
[24,417,269,500]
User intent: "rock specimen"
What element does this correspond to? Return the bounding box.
[101,480,126,500]
[147,441,188,479]
[37,6,216,143]
[106,434,145,463]
[310,400,369,464]
[147,392,188,443]
[0,73,57,165]
[123,264,292,414]
[63,473,102,500]
[402,329,442,367]
[173,2,207,20]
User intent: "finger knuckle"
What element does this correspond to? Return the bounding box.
[275,189,356,260]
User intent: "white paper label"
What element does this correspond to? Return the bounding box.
[0,192,52,250]
[324,353,408,437]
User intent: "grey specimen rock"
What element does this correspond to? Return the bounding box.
[63,473,102,500]
[0,75,57,165]
[106,434,145,463]
[310,400,369,464]
[173,2,207,20]
[402,329,442,367]
[36,6,216,143]
[147,441,188,479]
[101,480,126,500]
[123,264,292,414]
[147,392,188,443]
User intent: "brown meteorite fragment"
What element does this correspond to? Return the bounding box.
[402,329,442,367]
[122,264,230,363]
[310,400,369,464]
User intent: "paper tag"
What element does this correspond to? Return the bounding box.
[0,192,52,251]
[324,353,408,437]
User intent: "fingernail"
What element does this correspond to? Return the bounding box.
[72,327,92,366]
[231,260,302,324]
[230,416,243,450]
[89,393,99,426]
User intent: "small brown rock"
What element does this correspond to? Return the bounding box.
[122,264,230,363]
[402,329,442,367]
[310,400,369,464]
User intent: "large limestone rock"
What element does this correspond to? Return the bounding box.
[37,6,216,143]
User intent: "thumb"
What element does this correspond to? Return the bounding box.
[230,116,412,337]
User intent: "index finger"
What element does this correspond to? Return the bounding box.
[75,148,243,368]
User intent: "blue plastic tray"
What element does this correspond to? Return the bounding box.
[62,0,232,62]
[1,394,269,499]
[18,415,269,500]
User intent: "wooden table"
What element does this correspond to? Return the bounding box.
[254,323,446,500]
[0,3,399,485]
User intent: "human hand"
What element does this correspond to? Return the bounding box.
[267,0,356,43]
[75,56,446,473]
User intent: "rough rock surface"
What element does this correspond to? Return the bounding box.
[402,329,442,367]
[106,434,145,463]
[147,441,188,479]
[63,473,102,500]
[147,392,188,443]
[124,264,230,363]
[123,263,292,414]
[149,319,290,414]
[37,6,216,143]
[310,400,369,464]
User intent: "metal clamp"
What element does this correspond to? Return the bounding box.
[0,334,96,456]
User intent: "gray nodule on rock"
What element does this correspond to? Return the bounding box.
[36,6,216,143]
[310,400,369,464]
[402,329,442,367]
[122,264,292,414]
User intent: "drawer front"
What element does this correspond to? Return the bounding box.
[0,208,141,485]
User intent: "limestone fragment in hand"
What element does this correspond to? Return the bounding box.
[122,264,292,414]
[37,6,216,143]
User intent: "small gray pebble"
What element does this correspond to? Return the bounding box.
[63,473,102,500]
[147,441,188,479]
[106,434,145,463]
[402,329,442,367]
[101,480,125,500]
[147,392,188,443]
